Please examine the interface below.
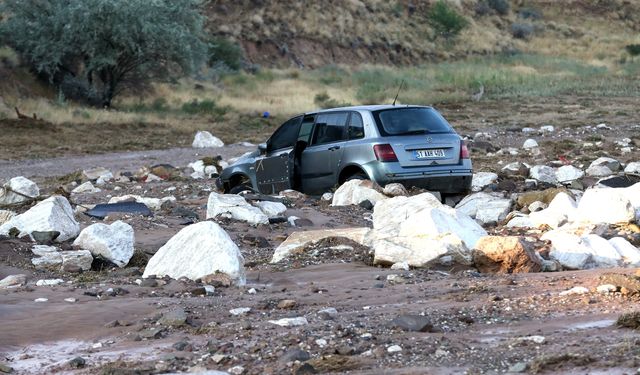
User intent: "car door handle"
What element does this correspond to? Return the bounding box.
[328,146,341,151]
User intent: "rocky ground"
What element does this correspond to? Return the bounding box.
[1,97,640,374]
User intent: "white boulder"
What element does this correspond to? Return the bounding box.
[0,274,27,289]
[0,196,80,242]
[192,131,224,148]
[609,237,640,266]
[0,176,39,205]
[332,179,387,206]
[254,201,287,218]
[523,139,539,149]
[73,221,135,267]
[529,165,558,185]
[108,194,176,211]
[471,172,498,192]
[586,165,613,178]
[456,192,512,224]
[540,125,555,133]
[575,188,634,224]
[501,162,529,177]
[188,160,219,179]
[82,167,112,181]
[143,221,245,285]
[542,231,593,270]
[366,193,486,267]
[71,181,101,194]
[624,162,640,174]
[31,245,63,268]
[555,165,584,183]
[581,234,622,267]
[206,192,268,225]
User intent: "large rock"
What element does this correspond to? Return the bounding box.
[0,176,39,205]
[271,227,370,263]
[529,165,558,185]
[108,195,176,211]
[522,139,539,149]
[624,162,640,174]
[574,188,634,224]
[73,221,135,267]
[0,274,27,289]
[586,165,613,177]
[508,192,577,229]
[188,160,218,179]
[555,165,584,183]
[471,172,498,192]
[609,237,640,266]
[254,201,287,218]
[192,131,224,148]
[501,162,529,177]
[143,221,245,285]
[31,245,63,268]
[383,183,408,197]
[542,231,623,269]
[60,250,93,271]
[473,236,542,273]
[456,192,512,225]
[206,192,268,225]
[0,196,79,242]
[71,181,101,194]
[82,167,112,181]
[366,193,486,267]
[331,179,387,207]
[589,157,621,172]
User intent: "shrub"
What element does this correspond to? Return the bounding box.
[208,36,243,71]
[488,0,510,15]
[427,0,469,39]
[625,44,640,58]
[314,92,351,109]
[181,99,227,118]
[511,23,534,40]
[0,0,207,108]
[474,1,492,16]
[518,7,543,20]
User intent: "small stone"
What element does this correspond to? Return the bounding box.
[508,362,528,373]
[277,299,297,309]
[390,261,410,271]
[281,348,310,363]
[229,307,251,316]
[387,345,402,353]
[318,307,338,320]
[158,308,187,327]
[294,363,317,375]
[228,365,245,375]
[389,315,433,332]
[269,317,308,327]
[559,286,589,296]
[172,341,192,351]
[64,298,77,303]
[523,139,538,149]
[69,357,87,368]
[247,288,257,294]
[34,298,48,303]
[0,363,13,373]
[596,284,617,293]
[140,328,164,340]
[0,274,27,289]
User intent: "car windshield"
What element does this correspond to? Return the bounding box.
[372,108,453,136]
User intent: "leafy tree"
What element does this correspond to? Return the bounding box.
[208,36,243,71]
[626,44,640,60]
[427,0,469,39]
[0,0,207,107]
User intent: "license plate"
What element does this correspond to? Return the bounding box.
[414,149,445,159]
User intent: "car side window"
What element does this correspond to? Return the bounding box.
[268,116,302,152]
[311,112,348,145]
[297,115,315,144]
[347,112,364,140]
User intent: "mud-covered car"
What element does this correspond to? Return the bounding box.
[217,105,472,196]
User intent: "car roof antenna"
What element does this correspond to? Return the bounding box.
[392,80,405,106]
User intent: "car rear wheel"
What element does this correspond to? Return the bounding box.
[229,184,254,194]
[345,172,368,182]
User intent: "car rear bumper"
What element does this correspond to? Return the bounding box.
[364,160,473,194]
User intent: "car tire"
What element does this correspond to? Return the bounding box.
[229,184,254,195]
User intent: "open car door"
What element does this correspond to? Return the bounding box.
[255,116,302,194]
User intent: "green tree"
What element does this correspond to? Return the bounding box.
[0,0,207,107]
[427,0,469,40]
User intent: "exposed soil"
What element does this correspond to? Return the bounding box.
[1,96,640,374]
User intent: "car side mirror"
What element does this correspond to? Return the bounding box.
[258,143,268,154]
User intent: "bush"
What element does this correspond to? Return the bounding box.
[208,36,243,71]
[518,7,543,20]
[474,1,492,16]
[427,0,469,39]
[487,0,510,15]
[511,23,534,40]
[181,99,227,118]
[314,92,351,109]
[626,44,640,58]
[0,0,207,108]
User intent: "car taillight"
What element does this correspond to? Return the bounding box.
[374,144,398,162]
[460,140,470,159]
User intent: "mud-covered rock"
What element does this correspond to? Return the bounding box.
[473,236,542,273]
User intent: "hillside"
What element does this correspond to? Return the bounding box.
[204,0,640,68]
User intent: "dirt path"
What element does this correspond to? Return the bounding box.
[0,145,254,181]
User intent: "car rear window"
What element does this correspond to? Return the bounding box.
[372,108,453,136]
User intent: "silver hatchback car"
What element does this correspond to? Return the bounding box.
[217,105,472,196]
